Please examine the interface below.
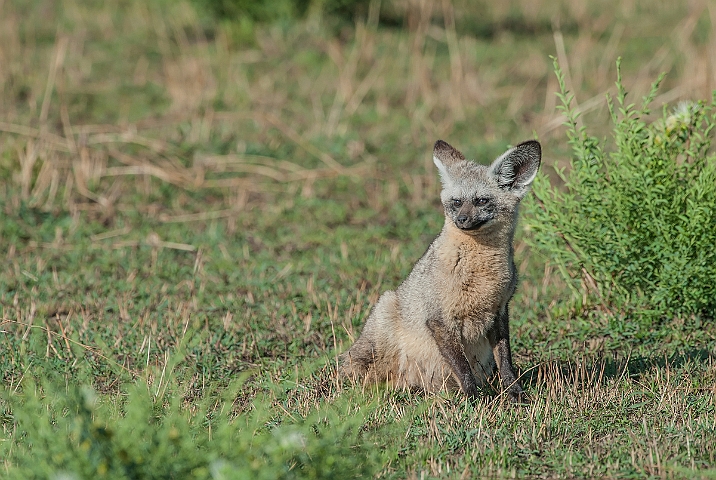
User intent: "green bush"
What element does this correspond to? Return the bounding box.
[190,0,371,23]
[526,59,716,320]
[1,376,384,479]
[191,0,305,23]
[188,0,373,46]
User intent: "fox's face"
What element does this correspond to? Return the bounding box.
[433,140,541,234]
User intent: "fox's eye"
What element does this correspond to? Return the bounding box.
[451,199,462,208]
[475,197,489,205]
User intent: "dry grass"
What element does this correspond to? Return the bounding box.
[1,0,715,218]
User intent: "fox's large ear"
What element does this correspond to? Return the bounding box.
[488,140,541,198]
[433,140,465,184]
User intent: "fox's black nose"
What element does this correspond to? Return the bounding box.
[457,215,468,225]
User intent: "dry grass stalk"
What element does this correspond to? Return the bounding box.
[441,0,465,121]
[39,36,68,128]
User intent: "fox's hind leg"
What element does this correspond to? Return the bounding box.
[340,335,376,380]
[339,291,399,384]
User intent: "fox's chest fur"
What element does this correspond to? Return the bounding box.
[435,228,515,334]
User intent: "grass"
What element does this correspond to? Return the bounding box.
[1,0,715,477]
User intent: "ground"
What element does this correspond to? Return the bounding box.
[1,0,715,477]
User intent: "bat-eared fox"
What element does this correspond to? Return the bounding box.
[341,139,541,403]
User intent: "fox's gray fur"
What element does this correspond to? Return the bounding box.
[340,139,541,402]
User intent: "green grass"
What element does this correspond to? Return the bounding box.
[1,0,715,478]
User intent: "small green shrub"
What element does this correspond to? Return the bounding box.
[1,376,384,479]
[192,0,305,24]
[190,0,371,24]
[188,0,373,46]
[526,59,716,320]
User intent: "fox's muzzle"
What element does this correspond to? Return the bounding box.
[455,216,490,231]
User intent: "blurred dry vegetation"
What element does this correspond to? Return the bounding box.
[2,0,715,219]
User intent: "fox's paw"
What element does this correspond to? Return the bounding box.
[506,388,531,405]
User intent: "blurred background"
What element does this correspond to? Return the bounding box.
[1,0,714,217]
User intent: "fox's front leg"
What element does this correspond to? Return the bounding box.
[426,315,479,400]
[488,305,528,403]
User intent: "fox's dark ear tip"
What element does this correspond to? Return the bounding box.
[434,139,466,162]
[517,140,541,154]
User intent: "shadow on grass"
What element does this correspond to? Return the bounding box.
[519,347,715,391]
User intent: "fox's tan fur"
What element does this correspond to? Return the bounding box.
[340,139,541,402]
